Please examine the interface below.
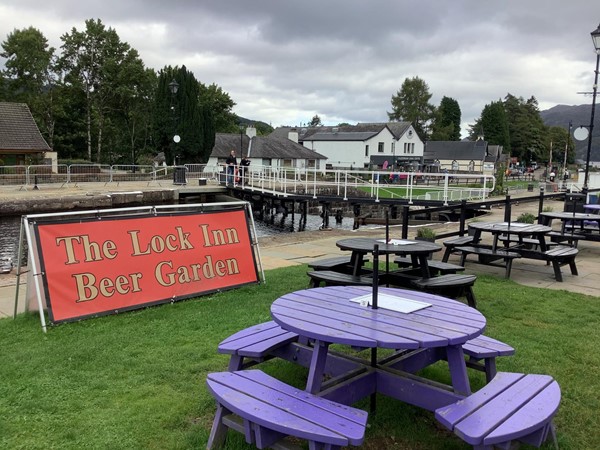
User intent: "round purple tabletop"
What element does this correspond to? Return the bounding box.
[271,286,485,350]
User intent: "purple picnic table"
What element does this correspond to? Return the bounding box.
[271,285,486,411]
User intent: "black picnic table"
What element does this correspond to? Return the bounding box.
[335,237,441,279]
[468,221,552,252]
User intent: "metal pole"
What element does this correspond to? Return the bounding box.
[583,50,600,194]
[562,122,572,183]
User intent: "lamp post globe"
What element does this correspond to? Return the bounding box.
[168,79,179,95]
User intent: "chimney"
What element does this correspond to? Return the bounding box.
[245,125,257,139]
[288,127,298,143]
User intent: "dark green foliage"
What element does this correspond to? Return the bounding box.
[198,83,237,133]
[470,100,510,150]
[546,125,575,166]
[516,212,536,223]
[388,76,436,138]
[309,114,322,126]
[430,96,462,141]
[504,94,546,161]
[0,21,240,164]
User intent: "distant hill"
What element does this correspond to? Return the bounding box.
[238,116,274,135]
[540,104,600,161]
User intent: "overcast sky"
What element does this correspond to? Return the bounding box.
[1,1,600,137]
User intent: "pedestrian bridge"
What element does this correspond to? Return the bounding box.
[2,163,497,205]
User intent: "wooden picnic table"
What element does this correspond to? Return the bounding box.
[466,221,579,282]
[336,237,441,279]
[539,211,600,238]
[271,285,486,411]
[468,221,552,252]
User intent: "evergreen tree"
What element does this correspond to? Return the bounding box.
[478,100,511,150]
[309,115,322,127]
[503,94,546,161]
[154,66,210,164]
[388,76,435,138]
[430,96,461,141]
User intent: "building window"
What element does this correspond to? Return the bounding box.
[403,143,408,154]
[307,159,315,168]
[411,143,415,154]
[365,145,369,157]
[378,142,384,153]
[282,159,292,167]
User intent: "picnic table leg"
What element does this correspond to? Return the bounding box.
[445,344,471,396]
[207,404,230,449]
[417,254,431,279]
[306,339,330,394]
[350,251,364,276]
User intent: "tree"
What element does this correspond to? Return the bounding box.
[153,66,211,164]
[471,100,510,150]
[198,82,237,133]
[503,94,546,161]
[1,26,60,146]
[309,114,322,127]
[546,125,574,166]
[430,96,461,141]
[388,76,436,138]
[60,19,147,162]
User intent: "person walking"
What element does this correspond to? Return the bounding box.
[225,150,237,186]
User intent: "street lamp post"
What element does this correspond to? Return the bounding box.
[168,79,179,159]
[582,23,600,194]
[168,79,185,184]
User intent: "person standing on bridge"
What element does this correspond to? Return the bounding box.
[225,150,237,186]
[239,154,250,185]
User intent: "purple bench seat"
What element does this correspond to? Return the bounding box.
[462,335,515,382]
[220,322,514,382]
[218,321,299,371]
[206,370,368,449]
[435,372,560,449]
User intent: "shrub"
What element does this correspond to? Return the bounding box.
[416,227,437,240]
[516,212,536,224]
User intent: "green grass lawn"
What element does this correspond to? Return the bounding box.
[1,266,598,449]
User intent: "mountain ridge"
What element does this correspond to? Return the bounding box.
[540,104,600,161]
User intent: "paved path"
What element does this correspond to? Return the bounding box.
[2,184,599,319]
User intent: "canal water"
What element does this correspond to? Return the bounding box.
[0,212,356,269]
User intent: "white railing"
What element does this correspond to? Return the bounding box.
[230,166,496,204]
[0,163,496,203]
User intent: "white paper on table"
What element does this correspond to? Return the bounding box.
[494,222,529,228]
[350,293,431,313]
[376,239,416,245]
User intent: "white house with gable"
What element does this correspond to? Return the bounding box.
[272,122,424,170]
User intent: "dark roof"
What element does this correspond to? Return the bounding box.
[0,102,51,152]
[424,140,488,161]
[211,133,326,160]
[302,131,378,142]
[271,122,414,142]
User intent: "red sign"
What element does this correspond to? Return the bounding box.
[33,209,259,323]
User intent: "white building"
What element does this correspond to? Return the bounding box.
[272,122,424,170]
[207,125,327,173]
